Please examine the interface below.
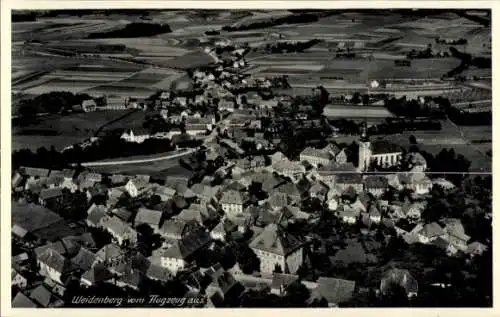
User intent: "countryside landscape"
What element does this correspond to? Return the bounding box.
[10,9,492,309]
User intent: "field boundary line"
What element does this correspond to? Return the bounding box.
[78,148,196,167]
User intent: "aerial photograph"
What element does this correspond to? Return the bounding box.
[10,9,492,308]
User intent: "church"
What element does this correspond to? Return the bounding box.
[358,124,403,172]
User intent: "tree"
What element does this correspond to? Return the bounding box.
[351,92,361,104]
[409,135,417,145]
[236,245,260,274]
[283,280,311,307]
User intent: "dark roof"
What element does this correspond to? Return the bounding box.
[30,285,55,308]
[35,239,81,259]
[220,190,245,205]
[370,139,402,155]
[161,228,210,260]
[12,292,37,308]
[39,187,63,200]
[364,176,389,189]
[81,263,113,284]
[12,202,62,232]
[20,166,50,178]
[336,173,363,185]
[38,248,74,274]
[87,208,106,226]
[147,264,172,282]
[135,208,163,226]
[71,248,97,271]
[249,224,303,256]
[276,183,302,198]
[312,277,356,304]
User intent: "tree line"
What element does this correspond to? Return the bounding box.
[87,22,172,39]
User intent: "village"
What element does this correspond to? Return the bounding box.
[10,10,492,309]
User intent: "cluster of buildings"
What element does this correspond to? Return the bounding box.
[11,35,490,308]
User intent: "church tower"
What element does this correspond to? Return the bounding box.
[358,122,372,172]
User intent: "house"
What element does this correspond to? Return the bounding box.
[338,205,360,224]
[465,242,488,257]
[190,184,222,204]
[220,190,247,217]
[125,176,150,197]
[401,201,426,220]
[398,172,433,195]
[146,264,172,283]
[34,239,81,260]
[406,152,427,172]
[82,99,97,112]
[38,188,63,206]
[116,266,143,291]
[61,178,78,193]
[309,277,356,307]
[42,276,67,298]
[432,178,456,191]
[70,247,97,271]
[30,284,63,308]
[210,219,238,242]
[364,176,389,197]
[368,205,382,223]
[335,173,364,193]
[20,166,50,180]
[267,192,291,211]
[121,129,150,143]
[235,156,267,171]
[205,266,245,307]
[159,219,199,243]
[416,222,447,244]
[249,224,304,274]
[275,182,303,204]
[443,218,470,252]
[270,273,299,296]
[80,263,113,287]
[174,203,217,225]
[380,268,418,298]
[37,248,75,285]
[300,147,332,167]
[98,215,138,246]
[326,186,341,211]
[134,208,163,232]
[12,292,38,308]
[93,244,124,268]
[272,159,306,181]
[12,269,28,289]
[309,181,329,202]
[159,228,211,275]
[86,205,107,228]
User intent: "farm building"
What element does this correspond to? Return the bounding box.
[82,100,97,112]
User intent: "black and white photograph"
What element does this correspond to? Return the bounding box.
[6,5,494,310]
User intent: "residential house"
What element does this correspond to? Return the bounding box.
[300,147,332,167]
[146,264,172,283]
[406,152,427,172]
[37,248,75,285]
[267,192,291,211]
[368,205,382,223]
[326,186,342,211]
[111,208,133,223]
[82,99,97,112]
[432,178,456,191]
[70,247,97,271]
[380,268,418,298]
[98,215,138,246]
[272,159,306,181]
[190,184,222,204]
[150,185,177,202]
[134,208,163,232]
[398,172,433,195]
[80,263,113,287]
[249,223,304,274]
[336,173,364,193]
[20,166,50,180]
[416,222,446,244]
[86,205,107,228]
[42,276,67,298]
[121,129,150,143]
[220,190,247,217]
[309,181,329,202]
[205,266,245,307]
[338,205,360,224]
[309,277,356,307]
[174,203,217,225]
[443,218,470,252]
[125,176,150,197]
[364,176,389,197]
[159,228,211,275]
[235,156,267,172]
[402,201,426,221]
[12,269,28,289]
[465,242,488,257]
[210,219,238,242]
[92,244,124,269]
[12,292,38,308]
[30,284,64,308]
[61,178,78,193]
[39,188,63,206]
[158,219,199,246]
